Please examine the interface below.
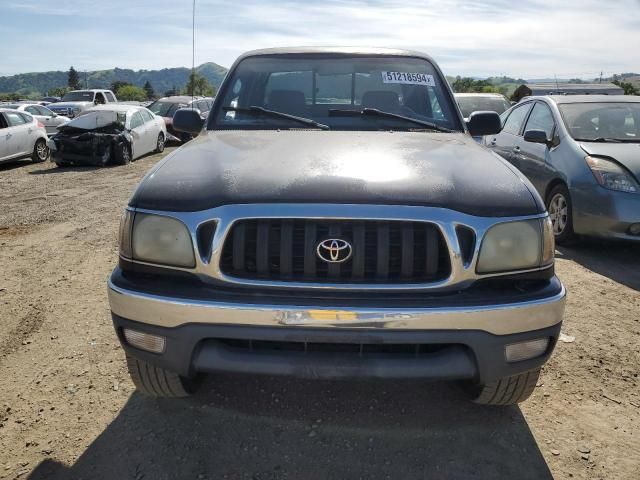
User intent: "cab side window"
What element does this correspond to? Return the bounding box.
[502,103,531,135]
[95,92,106,104]
[105,92,116,103]
[525,102,555,138]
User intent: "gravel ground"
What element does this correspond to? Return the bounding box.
[0,150,638,480]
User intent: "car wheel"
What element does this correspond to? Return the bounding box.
[465,368,541,405]
[546,184,575,244]
[32,139,49,163]
[125,353,198,398]
[155,132,165,153]
[114,142,131,165]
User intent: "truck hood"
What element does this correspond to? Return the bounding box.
[579,142,640,179]
[50,101,94,109]
[131,130,543,217]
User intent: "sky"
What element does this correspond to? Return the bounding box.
[1,0,639,79]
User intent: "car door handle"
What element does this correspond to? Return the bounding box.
[489,139,497,146]
[513,146,521,152]
[6,133,11,139]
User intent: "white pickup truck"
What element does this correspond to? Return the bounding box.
[48,89,118,118]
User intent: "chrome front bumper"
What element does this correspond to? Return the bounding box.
[108,276,566,336]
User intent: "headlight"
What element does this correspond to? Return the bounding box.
[477,218,553,274]
[585,156,639,193]
[127,213,195,268]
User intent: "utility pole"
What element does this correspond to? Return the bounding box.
[84,70,88,88]
[599,71,603,84]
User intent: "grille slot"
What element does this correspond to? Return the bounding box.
[220,219,450,284]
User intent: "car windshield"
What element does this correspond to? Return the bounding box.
[147,101,184,117]
[211,55,461,131]
[456,96,511,118]
[61,91,94,102]
[559,102,640,142]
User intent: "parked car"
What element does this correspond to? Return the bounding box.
[48,89,118,119]
[40,96,61,104]
[48,104,166,167]
[455,93,512,120]
[1,103,70,135]
[108,47,565,405]
[0,108,49,165]
[147,95,213,142]
[483,95,640,243]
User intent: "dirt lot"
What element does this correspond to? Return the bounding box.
[0,150,638,480]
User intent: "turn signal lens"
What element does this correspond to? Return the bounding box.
[541,216,555,265]
[118,209,134,259]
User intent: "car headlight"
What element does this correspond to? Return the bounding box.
[477,218,554,274]
[119,211,195,268]
[585,156,639,193]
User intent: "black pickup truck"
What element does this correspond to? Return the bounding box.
[108,47,565,405]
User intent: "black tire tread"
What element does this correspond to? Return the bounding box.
[473,368,541,405]
[125,354,192,398]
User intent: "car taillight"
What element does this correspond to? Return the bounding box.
[37,121,45,129]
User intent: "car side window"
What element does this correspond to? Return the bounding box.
[502,103,531,135]
[525,102,555,138]
[140,109,154,123]
[130,112,144,129]
[0,114,8,129]
[38,106,53,116]
[25,106,39,115]
[5,112,26,126]
[105,92,116,102]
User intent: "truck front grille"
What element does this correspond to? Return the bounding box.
[220,219,450,284]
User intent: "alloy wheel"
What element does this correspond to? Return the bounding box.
[36,141,48,160]
[549,193,568,235]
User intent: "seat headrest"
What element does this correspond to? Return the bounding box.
[267,90,306,115]
[361,91,401,112]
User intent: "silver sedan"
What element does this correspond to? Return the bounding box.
[1,103,70,135]
[0,108,49,164]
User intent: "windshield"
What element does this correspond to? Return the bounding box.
[147,100,185,117]
[211,55,461,131]
[559,102,640,142]
[456,95,511,118]
[61,91,95,102]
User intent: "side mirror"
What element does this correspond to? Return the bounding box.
[94,100,99,105]
[173,108,204,134]
[51,113,57,118]
[466,111,501,137]
[524,129,550,145]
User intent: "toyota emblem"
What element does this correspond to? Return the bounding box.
[316,238,352,263]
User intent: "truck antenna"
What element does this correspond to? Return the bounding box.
[191,0,196,105]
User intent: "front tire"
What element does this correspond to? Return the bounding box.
[113,142,131,165]
[32,139,49,163]
[466,368,541,405]
[546,184,575,244]
[125,354,198,398]
[155,132,165,153]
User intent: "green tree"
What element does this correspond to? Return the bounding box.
[116,85,147,101]
[111,80,132,93]
[48,86,69,98]
[67,66,80,90]
[183,72,214,96]
[612,79,639,95]
[143,80,155,99]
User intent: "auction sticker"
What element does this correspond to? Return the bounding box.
[382,71,435,86]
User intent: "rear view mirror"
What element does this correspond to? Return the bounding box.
[466,111,501,137]
[524,129,550,145]
[174,109,204,134]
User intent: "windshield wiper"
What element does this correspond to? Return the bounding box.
[575,137,624,143]
[223,106,329,130]
[329,108,453,133]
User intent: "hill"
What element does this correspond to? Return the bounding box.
[0,62,228,97]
